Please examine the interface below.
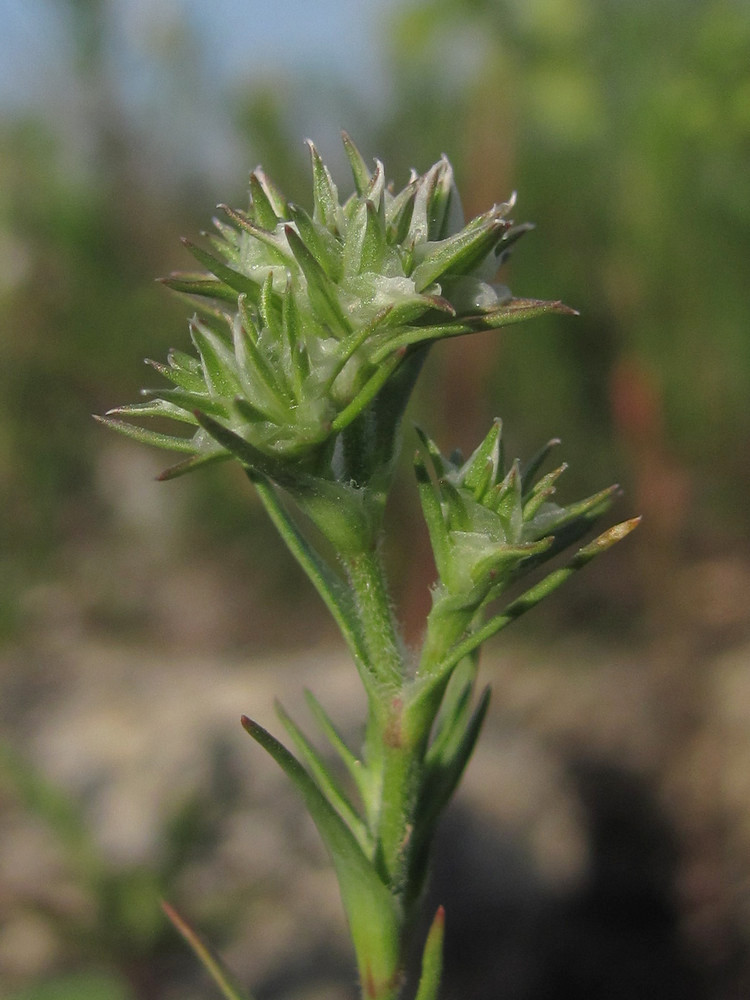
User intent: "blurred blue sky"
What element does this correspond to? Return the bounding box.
[0,0,398,181]
[1,0,396,107]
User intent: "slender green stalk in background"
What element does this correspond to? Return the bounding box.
[99,135,637,1000]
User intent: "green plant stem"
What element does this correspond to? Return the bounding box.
[344,547,405,691]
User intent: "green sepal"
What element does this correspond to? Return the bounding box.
[411,212,511,292]
[162,901,254,1000]
[284,225,352,336]
[520,484,620,570]
[489,460,522,530]
[189,319,243,399]
[181,239,262,306]
[414,907,446,1000]
[192,411,298,479]
[159,273,238,305]
[218,205,292,267]
[307,140,342,232]
[144,388,229,419]
[414,449,451,578]
[460,419,503,497]
[346,198,387,276]
[145,357,205,394]
[248,170,286,228]
[521,437,561,494]
[288,201,343,281]
[250,168,289,219]
[341,130,372,197]
[234,299,293,414]
[522,463,568,521]
[241,716,403,997]
[106,398,201,425]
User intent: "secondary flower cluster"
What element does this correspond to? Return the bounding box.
[416,420,619,613]
[98,134,571,485]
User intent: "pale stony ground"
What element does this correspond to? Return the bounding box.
[3,617,750,998]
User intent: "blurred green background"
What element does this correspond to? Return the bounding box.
[1,1,749,998]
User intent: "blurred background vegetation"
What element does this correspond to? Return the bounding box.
[1,1,749,998]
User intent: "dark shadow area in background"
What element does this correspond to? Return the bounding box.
[428,759,715,1000]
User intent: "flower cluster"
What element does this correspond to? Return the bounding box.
[416,420,619,614]
[98,135,571,486]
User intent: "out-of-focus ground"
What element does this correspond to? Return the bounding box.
[2,2,750,998]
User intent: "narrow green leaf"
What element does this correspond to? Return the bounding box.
[156,451,231,481]
[162,901,254,1000]
[418,686,491,838]
[370,299,577,361]
[193,411,287,479]
[275,701,371,852]
[241,717,403,993]
[303,690,370,803]
[414,907,446,1000]
[469,297,579,327]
